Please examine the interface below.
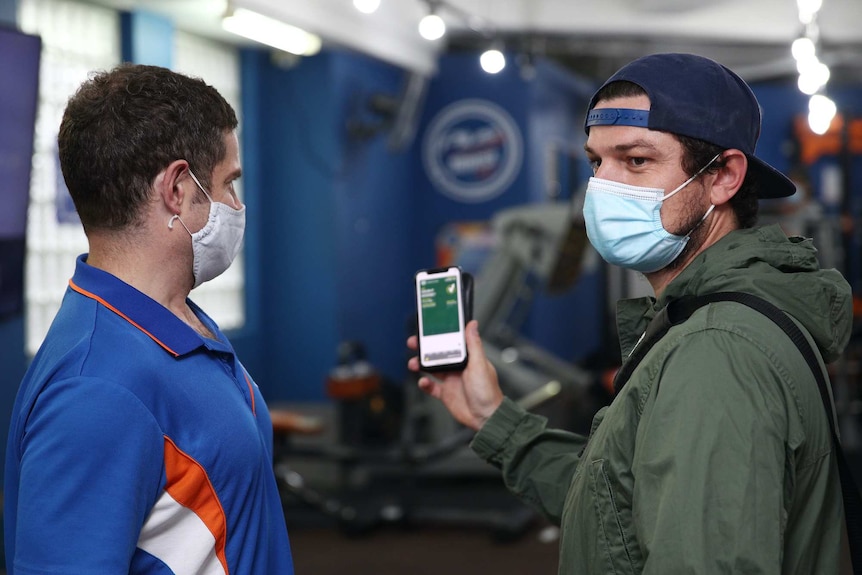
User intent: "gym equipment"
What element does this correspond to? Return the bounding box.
[273,199,603,538]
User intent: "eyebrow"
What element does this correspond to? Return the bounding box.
[584,138,660,155]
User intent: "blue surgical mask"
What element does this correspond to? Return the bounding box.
[583,154,720,273]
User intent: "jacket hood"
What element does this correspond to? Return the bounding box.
[660,225,852,362]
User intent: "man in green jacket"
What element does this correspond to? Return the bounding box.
[408,53,852,573]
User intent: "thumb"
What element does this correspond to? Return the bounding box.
[464,320,486,361]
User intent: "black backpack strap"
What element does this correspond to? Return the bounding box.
[611,293,724,395]
[613,291,862,572]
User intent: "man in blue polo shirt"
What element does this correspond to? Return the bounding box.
[5,64,294,574]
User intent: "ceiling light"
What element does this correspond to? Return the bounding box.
[797,0,823,13]
[808,94,836,135]
[795,52,821,75]
[418,13,446,41]
[797,0,822,24]
[480,48,505,74]
[797,58,830,95]
[791,37,815,61]
[222,7,322,56]
[353,0,380,14]
[797,72,821,96]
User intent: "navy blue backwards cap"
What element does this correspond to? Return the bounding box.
[584,53,795,198]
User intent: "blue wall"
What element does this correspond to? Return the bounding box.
[234,50,606,401]
[412,53,603,363]
[5,3,862,407]
[414,53,533,263]
[233,49,418,401]
[330,53,419,385]
[522,60,603,363]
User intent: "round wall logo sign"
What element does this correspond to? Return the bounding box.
[422,99,523,203]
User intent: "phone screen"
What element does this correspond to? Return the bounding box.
[416,267,467,370]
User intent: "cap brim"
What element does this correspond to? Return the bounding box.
[748,155,796,199]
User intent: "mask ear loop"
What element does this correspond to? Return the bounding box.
[187,170,214,203]
[168,214,193,236]
[698,204,717,223]
[661,151,724,202]
[168,167,211,235]
[681,152,724,238]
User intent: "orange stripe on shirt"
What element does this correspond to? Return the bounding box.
[163,436,230,574]
[69,279,180,357]
[242,371,256,416]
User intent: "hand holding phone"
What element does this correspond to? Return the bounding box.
[406,317,503,431]
[414,266,471,372]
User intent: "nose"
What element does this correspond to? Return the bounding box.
[592,164,620,182]
[592,165,607,180]
[226,194,244,211]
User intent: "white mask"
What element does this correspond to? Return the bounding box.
[169,170,246,288]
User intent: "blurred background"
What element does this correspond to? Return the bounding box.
[2,0,862,572]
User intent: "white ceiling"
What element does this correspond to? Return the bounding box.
[87,0,862,82]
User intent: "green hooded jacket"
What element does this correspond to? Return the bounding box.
[472,225,852,574]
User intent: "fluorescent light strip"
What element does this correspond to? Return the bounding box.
[222,8,321,56]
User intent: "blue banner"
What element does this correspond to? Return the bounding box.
[0,26,41,319]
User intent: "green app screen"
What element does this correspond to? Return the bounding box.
[420,277,459,336]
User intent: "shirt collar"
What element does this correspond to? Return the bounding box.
[69,254,233,357]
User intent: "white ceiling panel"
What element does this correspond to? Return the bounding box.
[81,0,862,81]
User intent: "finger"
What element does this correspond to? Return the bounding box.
[464,320,487,363]
[417,377,440,399]
[420,371,444,385]
[406,334,418,350]
[407,356,420,372]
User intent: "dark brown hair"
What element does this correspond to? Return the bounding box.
[58,63,238,232]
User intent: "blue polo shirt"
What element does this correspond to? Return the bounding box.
[5,255,294,575]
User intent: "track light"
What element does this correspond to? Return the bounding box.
[797,60,830,95]
[222,7,322,56]
[791,0,832,133]
[419,13,445,40]
[353,0,381,14]
[797,0,822,24]
[808,94,836,135]
[791,37,815,61]
[480,47,505,74]
[418,3,446,42]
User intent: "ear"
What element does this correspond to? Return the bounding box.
[154,159,190,216]
[709,149,747,206]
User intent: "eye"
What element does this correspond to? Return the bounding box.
[629,157,648,167]
[588,158,601,174]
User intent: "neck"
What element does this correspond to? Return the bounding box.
[86,228,195,319]
[646,208,739,299]
[646,265,685,300]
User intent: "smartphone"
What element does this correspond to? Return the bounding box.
[415,266,468,372]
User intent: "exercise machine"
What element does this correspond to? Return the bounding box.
[273,199,605,538]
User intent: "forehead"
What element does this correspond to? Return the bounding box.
[215,131,241,171]
[586,94,680,154]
